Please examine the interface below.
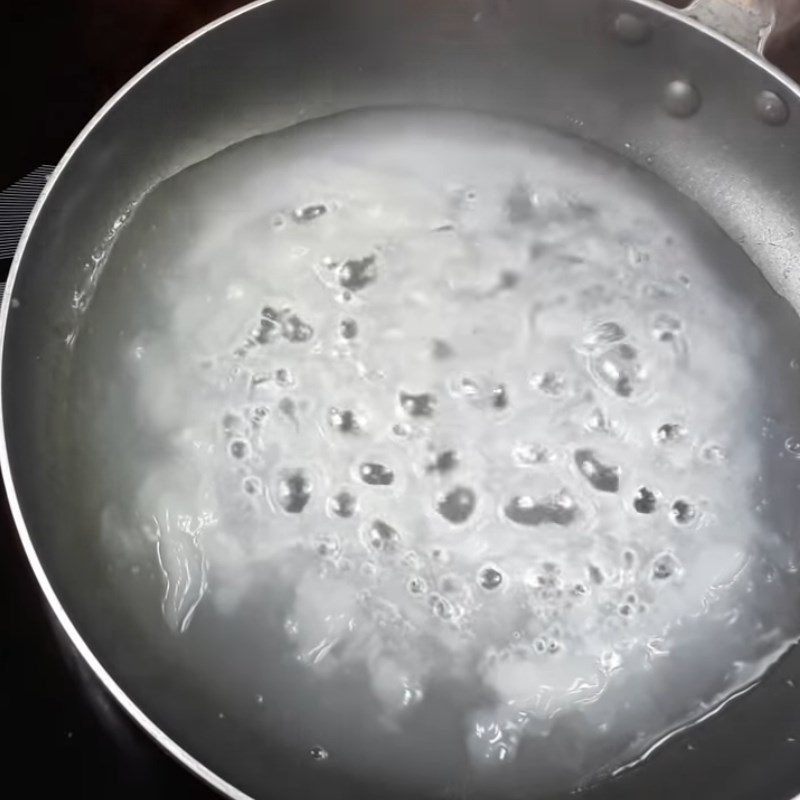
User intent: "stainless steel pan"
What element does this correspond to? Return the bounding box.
[4,0,800,797]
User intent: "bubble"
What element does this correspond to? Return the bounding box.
[431,547,450,563]
[399,391,437,418]
[791,358,800,371]
[242,476,262,496]
[431,339,454,359]
[340,318,358,339]
[586,407,618,435]
[254,306,282,344]
[590,343,647,398]
[359,462,395,486]
[534,564,563,597]
[491,384,509,409]
[279,397,298,422]
[277,469,312,513]
[436,486,477,524]
[364,519,400,552]
[627,245,649,267]
[425,449,459,475]
[339,255,377,291]
[633,486,658,514]
[328,491,357,518]
[582,321,626,351]
[452,376,480,400]
[574,449,620,493]
[429,593,456,620]
[641,281,677,303]
[222,413,241,432]
[275,368,293,387]
[328,408,360,434]
[479,566,504,590]
[513,443,553,466]
[700,443,727,464]
[253,307,313,345]
[652,552,681,580]
[293,203,328,223]
[652,312,683,342]
[656,423,687,444]
[504,490,577,527]
[531,371,567,397]
[315,534,341,558]
[588,565,605,584]
[670,499,696,525]
[250,406,269,426]
[785,437,800,459]
[309,745,329,761]
[229,439,249,460]
[281,313,314,343]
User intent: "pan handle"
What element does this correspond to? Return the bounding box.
[683,0,776,53]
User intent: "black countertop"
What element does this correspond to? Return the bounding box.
[1,2,241,796]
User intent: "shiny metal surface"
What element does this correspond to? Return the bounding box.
[3,1,800,797]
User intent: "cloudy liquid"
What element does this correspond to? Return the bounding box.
[69,109,800,796]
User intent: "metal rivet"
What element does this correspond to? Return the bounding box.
[755,90,789,126]
[662,80,701,118]
[613,12,652,45]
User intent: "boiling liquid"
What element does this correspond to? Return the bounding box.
[70,109,800,795]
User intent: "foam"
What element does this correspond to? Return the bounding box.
[77,109,800,792]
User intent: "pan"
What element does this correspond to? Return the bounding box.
[4,1,800,798]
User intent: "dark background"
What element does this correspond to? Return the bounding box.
[1,1,800,798]
[1,4,247,798]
